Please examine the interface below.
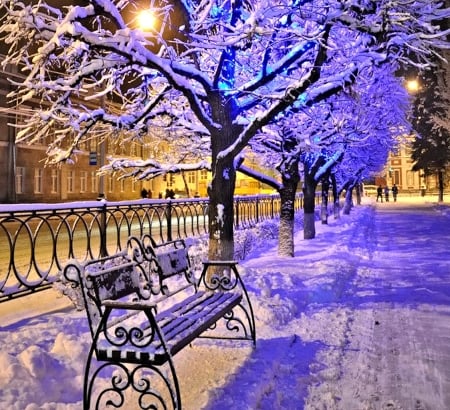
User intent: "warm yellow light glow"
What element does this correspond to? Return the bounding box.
[406,79,420,93]
[137,10,157,31]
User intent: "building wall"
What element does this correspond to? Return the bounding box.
[379,140,450,195]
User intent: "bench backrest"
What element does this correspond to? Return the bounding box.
[62,235,195,340]
[62,250,149,339]
[135,235,196,296]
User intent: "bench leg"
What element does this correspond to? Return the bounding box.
[199,262,256,346]
[84,353,182,409]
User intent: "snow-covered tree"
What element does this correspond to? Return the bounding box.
[0,0,449,261]
[235,63,410,255]
[410,50,450,202]
[294,64,410,239]
[327,64,412,214]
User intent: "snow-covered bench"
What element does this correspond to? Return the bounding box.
[62,234,256,410]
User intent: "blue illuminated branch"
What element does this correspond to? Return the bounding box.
[213,0,247,115]
[243,41,316,96]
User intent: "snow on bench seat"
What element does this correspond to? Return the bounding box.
[61,234,255,410]
[96,290,243,365]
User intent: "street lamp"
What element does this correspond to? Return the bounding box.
[406,78,420,93]
[137,9,157,31]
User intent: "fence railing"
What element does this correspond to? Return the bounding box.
[0,193,315,302]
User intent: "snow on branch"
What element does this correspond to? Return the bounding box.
[103,157,211,180]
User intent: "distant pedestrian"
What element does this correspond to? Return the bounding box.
[140,188,148,199]
[384,186,389,202]
[165,188,175,199]
[392,184,398,202]
[376,185,383,202]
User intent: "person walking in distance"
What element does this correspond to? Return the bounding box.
[376,185,383,202]
[384,185,390,202]
[392,184,398,202]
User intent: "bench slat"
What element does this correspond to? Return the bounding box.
[162,292,243,359]
[96,291,243,366]
[159,292,241,339]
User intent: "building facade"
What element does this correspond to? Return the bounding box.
[0,56,278,203]
[375,139,450,195]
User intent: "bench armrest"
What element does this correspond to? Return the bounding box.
[202,260,238,266]
[102,299,157,310]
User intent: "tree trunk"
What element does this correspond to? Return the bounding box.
[355,183,361,205]
[343,188,353,215]
[321,178,330,225]
[277,166,299,257]
[438,170,444,202]
[208,156,236,260]
[207,95,238,261]
[331,173,340,219]
[303,173,317,239]
[181,172,190,197]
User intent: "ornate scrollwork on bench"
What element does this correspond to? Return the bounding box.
[198,260,256,343]
[61,236,256,409]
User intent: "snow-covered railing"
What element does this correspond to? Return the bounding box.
[0,193,314,302]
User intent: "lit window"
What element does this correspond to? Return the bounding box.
[16,167,25,194]
[108,175,114,193]
[67,170,75,193]
[51,169,59,194]
[80,171,87,193]
[187,171,196,184]
[91,172,98,193]
[34,168,43,194]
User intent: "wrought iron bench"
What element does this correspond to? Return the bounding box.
[62,234,256,410]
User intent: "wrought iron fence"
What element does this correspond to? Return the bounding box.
[0,193,314,302]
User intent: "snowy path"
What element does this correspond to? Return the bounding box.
[1,200,449,409]
[233,201,450,410]
[299,202,450,410]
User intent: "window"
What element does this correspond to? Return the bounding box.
[406,171,415,188]
[16,167,25,194]
[163,174,175,187]
[67,170,75,193]
[80,171,87,193]
[187,171,196,184]
[393,169,401,185]
[51,169,59,194]
[91,172,98,193]
[34,168,43,194]
[200,170,208,180]
[108,175,114,193]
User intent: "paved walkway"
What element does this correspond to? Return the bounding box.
[302,199,450,409]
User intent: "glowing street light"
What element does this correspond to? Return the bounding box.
[406,78,420,93]
[137,9,157,31]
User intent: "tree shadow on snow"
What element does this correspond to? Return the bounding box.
[202,336,324,410]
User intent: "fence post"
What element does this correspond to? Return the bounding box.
[235,198,240,229]
[99,202,107,257]
[256,197,260,224]
[166,201,173,242]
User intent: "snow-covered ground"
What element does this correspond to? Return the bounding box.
[1,195,450,410]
